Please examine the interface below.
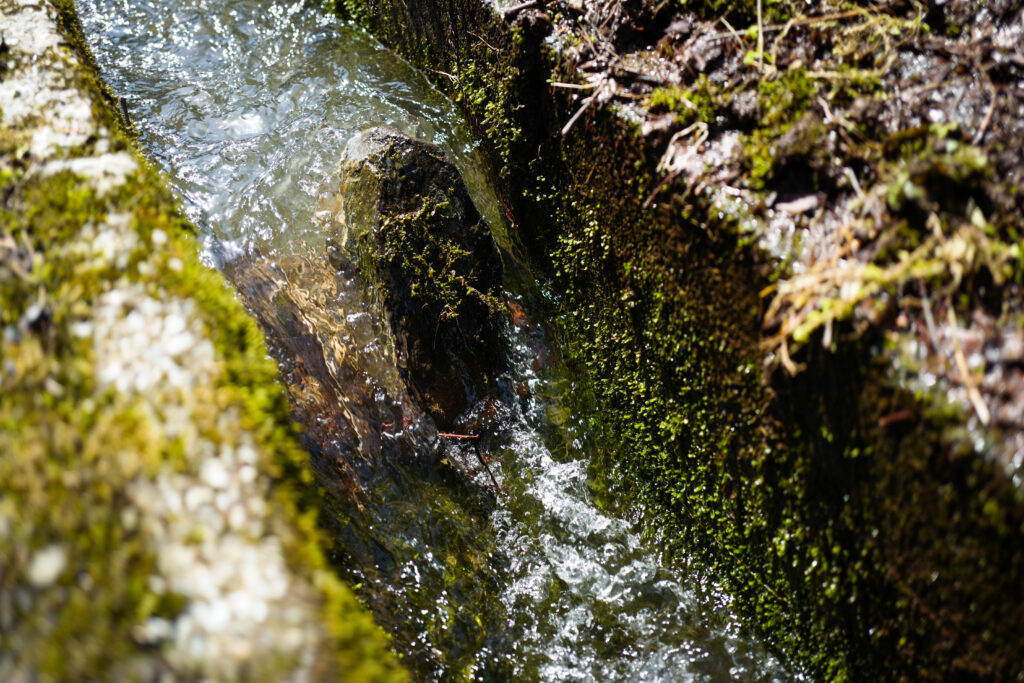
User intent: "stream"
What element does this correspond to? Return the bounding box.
[77,0,793,679]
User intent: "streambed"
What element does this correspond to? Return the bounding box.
[77,0,792,679]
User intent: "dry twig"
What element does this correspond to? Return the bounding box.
[948,307,991,426]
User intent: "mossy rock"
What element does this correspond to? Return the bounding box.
[340,0,1024,679]
[0,1,405,679]
[321,127,507,428]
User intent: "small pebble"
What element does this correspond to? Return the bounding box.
[26,545,66,587]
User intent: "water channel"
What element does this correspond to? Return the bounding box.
[77,0,793,679]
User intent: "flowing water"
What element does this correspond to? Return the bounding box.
[78,0,794,679]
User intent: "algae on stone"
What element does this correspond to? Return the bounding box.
[321,127,507,428]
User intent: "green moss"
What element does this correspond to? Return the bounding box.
[331,0,372,25]
[553,93,1024,682]
[49,0,135,135]
[449,44,525,182]
[672,0,770,24]
[744,68,819,189]
[648,75,722,127]
[1,165,406,679]
[374,201,501,320]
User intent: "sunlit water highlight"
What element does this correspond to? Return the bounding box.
[78,0,791,679]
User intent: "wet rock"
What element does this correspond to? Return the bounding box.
[322,127,508,427]
[222,248,439,484]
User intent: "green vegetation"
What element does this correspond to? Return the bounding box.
[372,200,502,323]
[745,69,820,188]
[329,129,506,424]
[327,464,516,681]
[648,75,722,128]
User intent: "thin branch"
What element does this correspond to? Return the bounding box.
[972,85,999,145]
[429,68,458,82]
[439,433,507,499]
[550,81,598,90]
[947,307,991,426]
[473,442,507,500]
[561,93,596,136]
[718,17,746,50]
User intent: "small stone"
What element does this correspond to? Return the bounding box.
[196,598,231,632]
[214,491,232,512]
[200,458,231,489]
[27,545,66,587]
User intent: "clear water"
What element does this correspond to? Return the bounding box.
[78,0,793,680]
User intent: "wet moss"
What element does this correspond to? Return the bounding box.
[334,0,542,208]
[376,201,501,323]
[326,462,517,681]
[329,128,507,425]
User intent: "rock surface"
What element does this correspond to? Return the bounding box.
[224,128,508,484]
[321,127,507,428]
[218,129,514,679]
[0,1,405,679]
